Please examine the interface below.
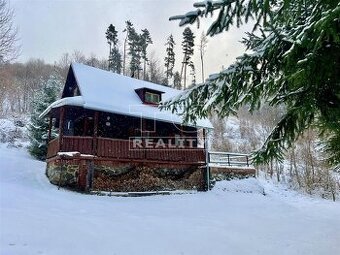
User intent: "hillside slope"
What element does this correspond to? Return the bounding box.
[1,145,340,255]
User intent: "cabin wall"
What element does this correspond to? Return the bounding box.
[54,106,199,143]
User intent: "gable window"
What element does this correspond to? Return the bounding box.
[145,92,160,104]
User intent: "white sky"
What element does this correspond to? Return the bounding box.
[11,0,251,81]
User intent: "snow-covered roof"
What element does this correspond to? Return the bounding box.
[42,63,213,129]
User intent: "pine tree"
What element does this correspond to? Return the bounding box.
[181,27,195,89]
[140,29,153,80]
[28,74,62,160]
[106,24,122,73]
[126,22,142,78]
[166,0,340,168]
[164,34,176,86]
[106,24,118,54]
[122,20,133,76]
[110,48,122,73]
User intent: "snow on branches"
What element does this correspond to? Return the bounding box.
[164,0,340,167]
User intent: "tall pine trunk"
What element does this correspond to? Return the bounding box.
[123,34,128,75]
[180,55,186,90]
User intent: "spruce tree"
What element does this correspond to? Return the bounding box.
[181,27,195,89]
[28,74,62,160]
[106,24,122,73]
[164,34,176,86]
[166,0,340,167]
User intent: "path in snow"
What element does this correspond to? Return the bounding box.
[1,145,339,255]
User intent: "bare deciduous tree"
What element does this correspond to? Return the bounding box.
[145,51,166,85]
[198,31,208,83]
[0,0,18,63]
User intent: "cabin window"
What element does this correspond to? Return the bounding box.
[145,92,160,104]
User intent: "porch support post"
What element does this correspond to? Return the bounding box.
[59,107,65,152]
[93,111,99,156]
[47,114,52,142]
[204,128,210,190]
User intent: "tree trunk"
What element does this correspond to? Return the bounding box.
[123,34,128,75]
[143,60,146,80]
[108,43,112,70]
[183,62,187,89]
[201,49,204,83]
[292,147,302,188]
[180,55,186,90]
[166,63,169,85]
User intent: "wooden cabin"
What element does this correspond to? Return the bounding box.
[42,63,213,192]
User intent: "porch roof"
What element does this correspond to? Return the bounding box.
[42,63,213,129]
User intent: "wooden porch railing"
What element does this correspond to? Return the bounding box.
[62,136,93,155]
[47,136,205,163]
[97,137,145,159]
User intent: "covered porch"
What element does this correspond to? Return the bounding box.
[46,105,206,164]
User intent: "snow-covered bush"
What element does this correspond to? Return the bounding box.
[0,117,28,147]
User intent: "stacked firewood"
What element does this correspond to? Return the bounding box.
[92,166,205,192]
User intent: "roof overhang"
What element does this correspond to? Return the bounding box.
[40,96,213,129]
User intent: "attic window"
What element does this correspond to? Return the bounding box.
[135,87,164,105]
[145,92,160,104]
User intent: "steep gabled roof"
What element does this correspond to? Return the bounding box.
[42,63,213,129]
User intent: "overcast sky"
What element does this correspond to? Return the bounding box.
[11,0,251,79]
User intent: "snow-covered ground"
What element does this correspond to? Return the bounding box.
[1,145,340,255]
